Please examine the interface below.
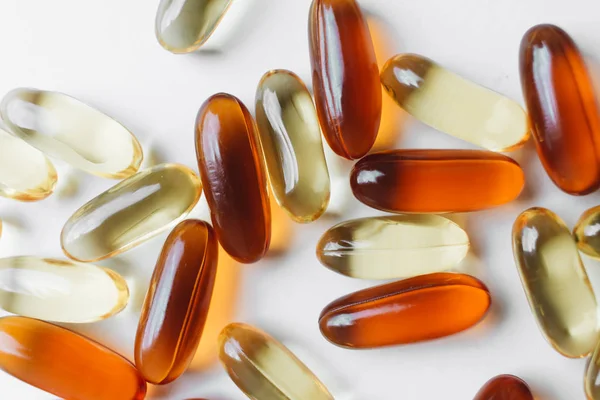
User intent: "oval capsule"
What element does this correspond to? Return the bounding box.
[574,205,600,259]
[512,207,598,358]
[474,375,534,400]
[0,88,142,179]
[61,163,202,262]
[316,215,469,279]
[319,272,491,348]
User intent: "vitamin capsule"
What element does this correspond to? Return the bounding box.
[309,0,381,159]
[0,88,142,179]
[136,220,218,384]
[520,24,600,195]
[513,207,598,358]
[255,69,330,223]
[319,272,490,348]
[586,341,600,399]
[61,163,202,262]
[380,54,529,151]
[195,93,271,263]
[574,206,600,259]
[219,323,334,400]
[474,375,534,400]
[316,215,469,279]
[350,150,524,213]
[0,316,146,400]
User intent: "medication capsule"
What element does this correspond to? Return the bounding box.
[135,220,218,384]
[473,375,534,400]
[316,215,469,279]
[195,93,271,263]
[0,316,147,400]
[350,149,524,213]
[0,88,143,179]
[309,0,381,159]
[255,69,330,223]
[574,205,600,259]
[61,163,202,262]
[520,24,600,195]
[512,207,598,358]
[219,323,334,400]
[319,272,491,348]
[586,340,600,399]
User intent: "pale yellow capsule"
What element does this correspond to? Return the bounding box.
[61,164,202,262]
[574,206,600,259]
[0,88,142,179]
[585,340,600,399]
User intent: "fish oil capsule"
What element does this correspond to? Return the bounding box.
[512,207,598,358]
[0,88,143,179]
[255,69,330,223]
[309,0,381,159]
[136,220,218,384]
[0,316,146,400]
[316,215,469,279]
[61,163,202,262]
[195,93,271,263]
[380,54,529,151]
[219,323,334,400]
[574,206,600,259]
[474,375,534,400]
[350,149,524,213]
[319,272,490,348]
[520,24,600,195]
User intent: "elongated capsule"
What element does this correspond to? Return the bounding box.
[319,273,491,348]
[136,220,218,384]
[61,163,202,262]
[513,207,598,358]
[219,323,334,400]
[586,341,600,399]
[316,215,469,279]
[0,316,146,400]
[0,88,142,179]
[474,375,534,400]
[574,206,600,259]
[255,70,330,223]
[350,150,524,213]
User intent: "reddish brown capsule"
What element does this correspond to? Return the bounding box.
[474,375,534,400]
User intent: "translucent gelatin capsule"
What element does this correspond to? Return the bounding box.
[319,272,490,348]
[512,207,598,358]
[255,70,330,223]
[61,163,202,262]
[219,323,334,400]
[474,375,534,400]
[316,215,469,279]
[0,316,147,400]
[350,149,524,213]
[574,206,600,259]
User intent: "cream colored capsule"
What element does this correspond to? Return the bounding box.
[0,88,142,179]
[574,206,600,259]
[61,163,202,262]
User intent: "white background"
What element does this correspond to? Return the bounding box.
[0,0,599,399]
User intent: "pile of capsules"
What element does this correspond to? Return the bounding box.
[0,0,599,399]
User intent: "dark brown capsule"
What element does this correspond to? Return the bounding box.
[473,375,534,400]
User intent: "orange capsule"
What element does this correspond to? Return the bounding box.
[195,93,271,263]
[308,0,382,159]
[350,150,524,213]
[135,220,218,384]
[473,375,534,400]
[0,316,146,400]
[319,273,491,348]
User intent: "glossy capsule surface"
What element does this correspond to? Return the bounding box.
[319,272,491,348]
[513,207,598,358]
[474,375,534,400]
[309,0,381,159]
[219,323,334,400]
[381,54,529,151]
[350,150,524,213]
[520,24,600,195]
[61,163,202,262]
[574,205,600,259]
[316,215,469,279]
[255,69,330,223]
[136,220,218,384]
[0,316,146,400]
[0,88,142,179]
[196,93,271,263]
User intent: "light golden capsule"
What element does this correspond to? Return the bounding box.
[586,340,600,399]
[0,88,143,179]
[574,206,600,259]
[513,207,598,358]
[61,163,202,262]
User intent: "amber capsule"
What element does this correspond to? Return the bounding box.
[350,150,524,213]
[136,220,218,384]
[574,206,600,259]
[195,93,271,263]
[319,272,490,348]
[0,316,146,400]
[308,0,381,159]
[513,207,598,358]
[474,375,534,400]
